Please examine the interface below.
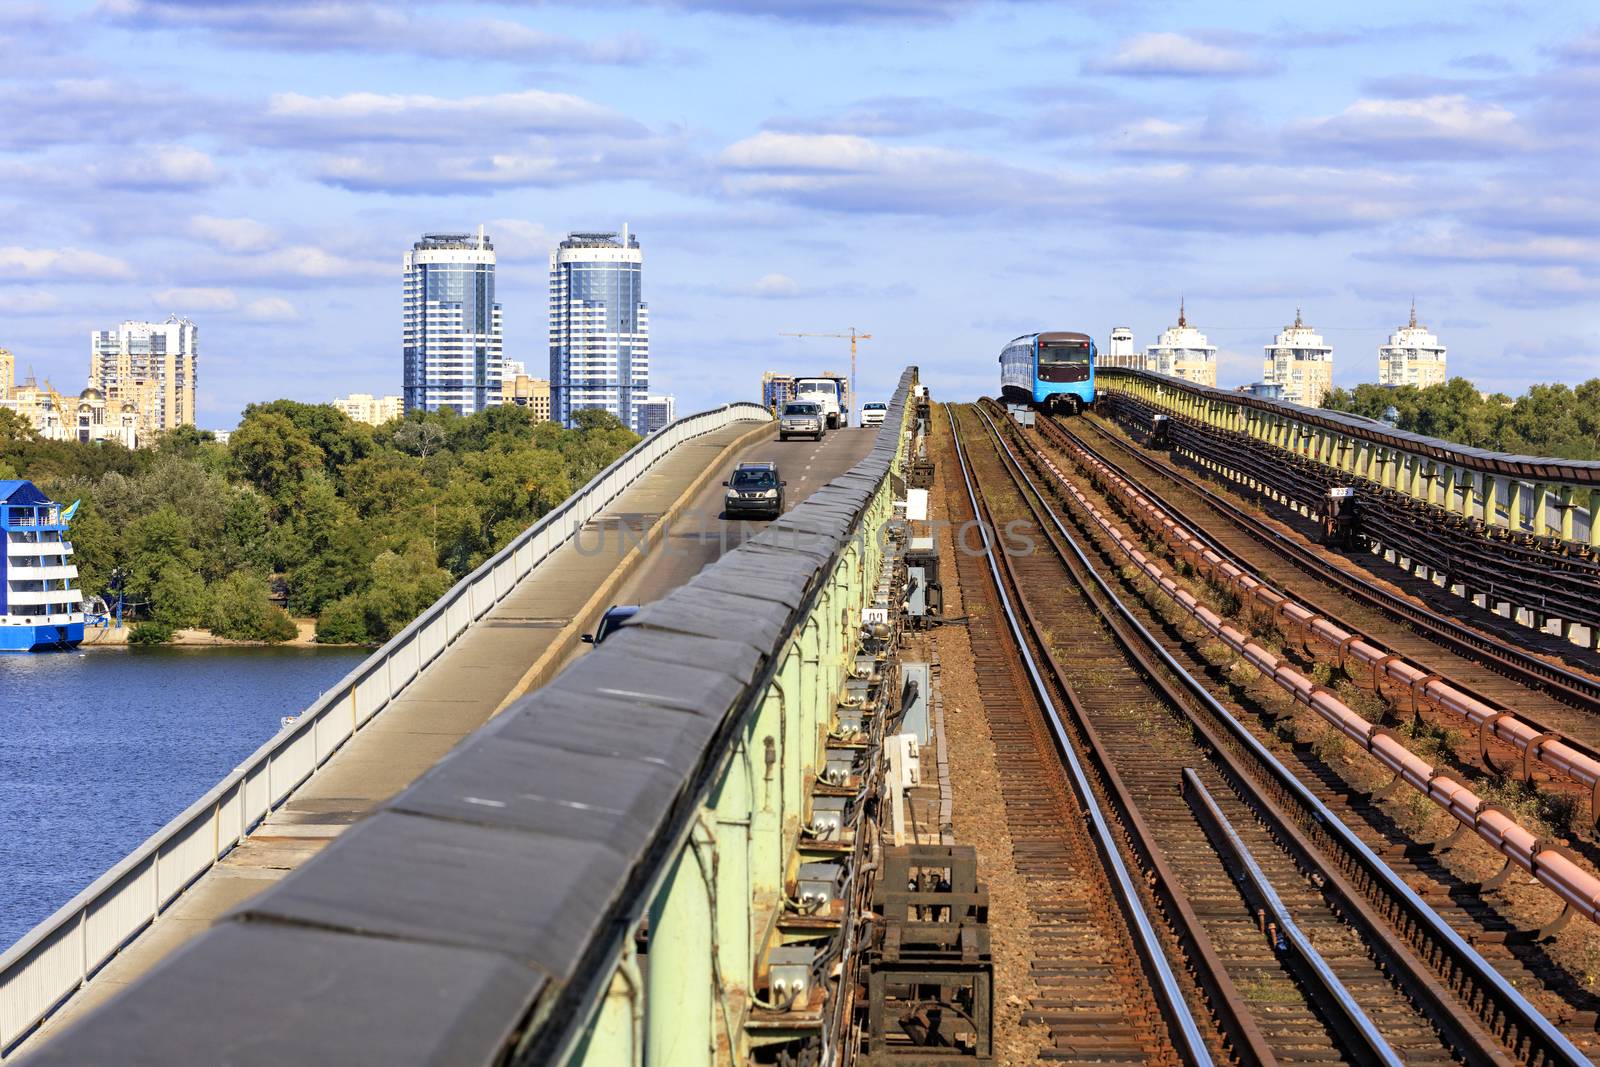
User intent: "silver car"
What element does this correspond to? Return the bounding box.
[779,400,825,441]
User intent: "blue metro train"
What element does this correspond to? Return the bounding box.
[999,331,1096,413]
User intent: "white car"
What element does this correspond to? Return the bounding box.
[860,401,887,426]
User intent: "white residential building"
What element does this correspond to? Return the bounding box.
[332,393,405,426]
[1378,303,1447,387]
[1100,326,1141,370]
[549,228,649,432]
[89,315,198,438]
[1146,301,1217,387]
[403,229,504,415]
[1262,308,1334,407]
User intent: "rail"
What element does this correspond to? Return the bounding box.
[0,400,771,1058]
[1182,770,1402,1067]
[1042,413,1600,821]
[975,399,1588,1066]
[1000,404,1600,939]
[947,405,1217,1065]
[17,372,918,1066]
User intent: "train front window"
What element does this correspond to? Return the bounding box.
[1039,342,1091,366]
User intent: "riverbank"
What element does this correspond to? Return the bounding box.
[80,619,369,649]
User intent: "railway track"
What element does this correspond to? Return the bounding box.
[1077,403,1600,720]
[949,401,1590,1066]
[1042,412,1600,834]
[941,405,1227,1064]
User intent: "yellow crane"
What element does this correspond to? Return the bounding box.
[778,328,871,425]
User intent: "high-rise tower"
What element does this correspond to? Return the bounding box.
[403,229,504,415]
[1378,301,1447,387]
[88,315,198,438]
[549,228,649,431]
[1146,300,1218,387]
[1262,308,1333,407]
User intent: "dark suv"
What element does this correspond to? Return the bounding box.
[581,604,639,646]
[722,461,785,520]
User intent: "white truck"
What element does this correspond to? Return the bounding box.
[794,375,850,429]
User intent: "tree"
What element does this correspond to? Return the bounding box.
[280,476,372,615]
[230,411,324,504]
[124,505,200,607]
[63,497,118,598]
[150,563,208,629]
[242,400,372,476]
[0,406,36,448]
[358,542,452,640]
[208,571,297,642]
[391,419,447,460]
[315,594,370,644]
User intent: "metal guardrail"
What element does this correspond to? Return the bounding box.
[1101,368,1600,484]
[0,401,771,1058]
[1101,368,1600,547]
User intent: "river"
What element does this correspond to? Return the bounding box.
[0,644,370,950]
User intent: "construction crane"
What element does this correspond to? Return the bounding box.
[778,328,871,425]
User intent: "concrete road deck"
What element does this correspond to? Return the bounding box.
[23,421,878,1053]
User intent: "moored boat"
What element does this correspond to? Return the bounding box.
[1,479,84,651]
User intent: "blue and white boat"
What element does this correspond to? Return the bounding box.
[1,479,84,651]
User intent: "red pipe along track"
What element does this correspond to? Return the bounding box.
[1036,413,1600,824]
[989,403,1600,929]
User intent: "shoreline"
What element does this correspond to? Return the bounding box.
[80,619,371,650]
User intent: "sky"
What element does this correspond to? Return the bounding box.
[0,0,1596,427]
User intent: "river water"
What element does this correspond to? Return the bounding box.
[0,645,369,949]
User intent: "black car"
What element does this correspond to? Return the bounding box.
[722,461,785,519]
[581,603,639,646]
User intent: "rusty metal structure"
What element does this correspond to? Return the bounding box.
[861,845,992,1064]
[1098,370,1600,651]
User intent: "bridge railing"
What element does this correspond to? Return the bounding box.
[17,368,919,1067]
[1100,368,1600,546]
[0,401,772,1059]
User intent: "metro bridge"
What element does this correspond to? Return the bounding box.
[5,367,1600,1065]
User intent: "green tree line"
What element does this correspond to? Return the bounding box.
[1322,377,1600,461]
[0,403,638,644]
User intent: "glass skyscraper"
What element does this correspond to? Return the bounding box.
[403,229,504,415]
[548,228,649,431]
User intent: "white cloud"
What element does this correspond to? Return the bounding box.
[751,272,802,296]
[243,296,298,321]
[486,218,562,259]
[251,245,387,279]
[1293,95,1527,153]
[0,290,61,314]
[265,89,635,141]
[1092,33,1270,77]
[0,246,133,281]
[189,215,278,253]
[720,131,967,173]
[1481,266,1600,308]
[94,144,224,189]
[153,286,237,310]
[1385,226,1600,266]
[716,131,1055,214]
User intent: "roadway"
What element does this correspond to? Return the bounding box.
[19,420,876,1056]
[602,427,878,613]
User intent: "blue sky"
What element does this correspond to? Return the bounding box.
[0,0,1596,426]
